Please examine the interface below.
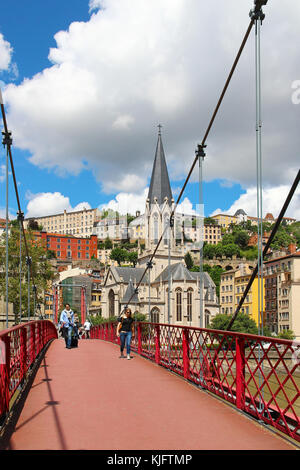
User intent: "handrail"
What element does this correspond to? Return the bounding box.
[0,321,57,421]
[91,321,300,443]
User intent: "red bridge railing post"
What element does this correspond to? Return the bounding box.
[111,323,114,343]
[183,328,190,380]
[155,325,161,365]
[20,328,27,380]
[138,324,142,354]
[236,336,246,411]
[0,334,11,417]
[30,323,36,364]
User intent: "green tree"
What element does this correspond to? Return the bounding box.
[110,247,127,266]
[127,214,136,225]
[211,313,258,335]
[222,233,235,245]
[0,226,54,320]
[204,217,217,225]
[222,243,241,258]
[270,229,294,250]
[127,251,138,267]
[184,252,194,270]
[277,329,295,340]
[234,230,250,249]
[203,244,216,259]
[104,237,113,250]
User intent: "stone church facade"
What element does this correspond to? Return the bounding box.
[101,129,220,328]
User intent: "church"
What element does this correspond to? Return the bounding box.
[101,128,220,328]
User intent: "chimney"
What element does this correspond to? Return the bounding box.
[288,243,297,254]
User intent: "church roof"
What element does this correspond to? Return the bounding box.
[153,262,215,288]
[113,266,149,284]
[147,127,173,206]
[120,278,140,305]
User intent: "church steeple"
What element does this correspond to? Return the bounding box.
[147,125,172,206]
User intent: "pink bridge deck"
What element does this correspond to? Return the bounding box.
[3,338,297,450]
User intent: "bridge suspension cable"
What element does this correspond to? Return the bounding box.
[123,2,260,312]
[0,89,40,324]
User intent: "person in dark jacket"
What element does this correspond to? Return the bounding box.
[116,308,135,359]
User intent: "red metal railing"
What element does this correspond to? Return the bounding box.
[0,321,57,420]
[91,321,300,442]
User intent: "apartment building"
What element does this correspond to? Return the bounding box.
[212,210,296,229]
[93,215,128,241]
[89,279,102,316]
[220,264,265,327]
[211,213,238,229]
[34,231,98,261]
[24,207,101,238]
[264,247,300,339]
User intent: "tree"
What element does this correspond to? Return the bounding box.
[211,313,258,335]
[222,233,235,246]
[28,219,43,231]
[46,249,57,259]
[234,230,250,249]
[127,251,138,267]
[104,237,113,250]
[0,226,54,320]
[203,244,216,259]
[110,247,127,266]
[204,217,217,225]
[277,330,295,340]
[184,252,194,270]
[222,243,241,258]
[127,214,136,225]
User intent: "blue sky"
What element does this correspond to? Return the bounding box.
[0,0,299,221]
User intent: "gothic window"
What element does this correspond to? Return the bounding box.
[187,288,193,322]
[151,307,160,323]
[108,290,115,317]
[163,213,169,246]
[153,213,159,244]
[176,288,182,322]
[205,309,210,328]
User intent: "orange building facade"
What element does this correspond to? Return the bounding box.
[34,231,98,261]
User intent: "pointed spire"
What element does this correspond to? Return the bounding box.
[148,125,172,206]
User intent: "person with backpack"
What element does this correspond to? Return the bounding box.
[116,308,135,360]
[59,303,75,349]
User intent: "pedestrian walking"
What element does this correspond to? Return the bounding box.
[84,318,91,339]
[116,308,134,359]
[59,303,75,349]
[74,313,80,339]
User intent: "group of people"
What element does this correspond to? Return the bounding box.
[59,303,135,359]
[59,303,91,349]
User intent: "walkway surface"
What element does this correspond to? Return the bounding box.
[3,338,297,450]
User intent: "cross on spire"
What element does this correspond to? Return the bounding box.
[158,124,162,136]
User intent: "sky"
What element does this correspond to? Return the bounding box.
[0,0,299,221]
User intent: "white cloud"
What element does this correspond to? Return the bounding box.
[25,191,91,218]
[210,185,300,221]
[2,0,300,196]
[176,197,197,216]
[0,33,12,71]
[99,187,149,215]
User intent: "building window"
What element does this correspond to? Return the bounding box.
[176,288,182,322]
[151,307,160,323]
